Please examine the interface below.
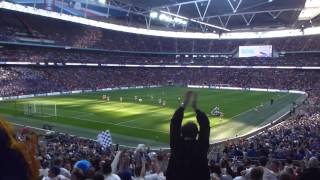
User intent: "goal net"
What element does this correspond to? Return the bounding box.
[24,103,57,117]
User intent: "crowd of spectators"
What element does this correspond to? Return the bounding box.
[0,66,319,97]
[210,113,320,160]
[1,9,320,53]
[1,45,320,67]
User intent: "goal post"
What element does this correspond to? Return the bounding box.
[24,103,57,117]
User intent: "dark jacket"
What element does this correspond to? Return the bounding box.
[0,148,31,180]
[298,167,320,180]
[166,107,210,180]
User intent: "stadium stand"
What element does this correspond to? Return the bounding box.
[2,10,320,53]
[0,67,319,97]
[0,45,320,66]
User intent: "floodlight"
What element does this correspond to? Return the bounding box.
[159,14,173,22]
[150,11,158,19]
[173,17,187,25]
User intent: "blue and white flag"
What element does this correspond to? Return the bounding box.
[97,130,112,149]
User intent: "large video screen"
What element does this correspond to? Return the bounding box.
[239,45,272,57]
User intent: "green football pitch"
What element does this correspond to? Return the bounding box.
[0,87,305,148]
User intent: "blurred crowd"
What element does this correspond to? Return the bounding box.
[0,67,319,97]
[1,46,320,67]
[1,9,320,53]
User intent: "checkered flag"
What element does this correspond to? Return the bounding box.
[97,130,112,150]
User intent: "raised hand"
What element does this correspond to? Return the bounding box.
[182,91,193,108]
[192,92,198,110]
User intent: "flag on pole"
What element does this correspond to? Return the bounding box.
[97,130,112,149]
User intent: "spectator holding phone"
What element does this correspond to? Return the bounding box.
[166,91,211,180]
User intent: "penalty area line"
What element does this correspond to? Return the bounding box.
[57,113,169,134]
[0,105,168,134]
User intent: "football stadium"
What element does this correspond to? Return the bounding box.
[0,0,319,179]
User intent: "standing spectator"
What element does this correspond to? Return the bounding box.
[298,157,320,180]
[71,168,85,180]
[251,167,264,180]
[0,119,37,180]
[54,158,71,179]
[42,166,69,180]
[259,157,277,180]
[244,157,277,180]
[102,159,120,180]
[166,91,211,180]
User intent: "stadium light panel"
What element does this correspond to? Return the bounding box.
[173,17,188,25]
[160,10,230,31]
[181,20,188,25]
[159,14,173,23]
[150,11,158,19]
[159,10,189,20]
[97,0,107,5]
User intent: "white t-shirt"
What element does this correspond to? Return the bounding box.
[42,174,69,180]
[233,176,245,180]
[245,167,277,180]
[144,173,166,180]
[262,167,277,180]
[104,173,121,180]
[132,177,144,180]
[131,173,165,180]
[39,168,49,177]
[60,168,71,179]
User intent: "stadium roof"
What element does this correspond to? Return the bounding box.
[4,0,320,32]
[111,0,320,32]
[2,0,320,39]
